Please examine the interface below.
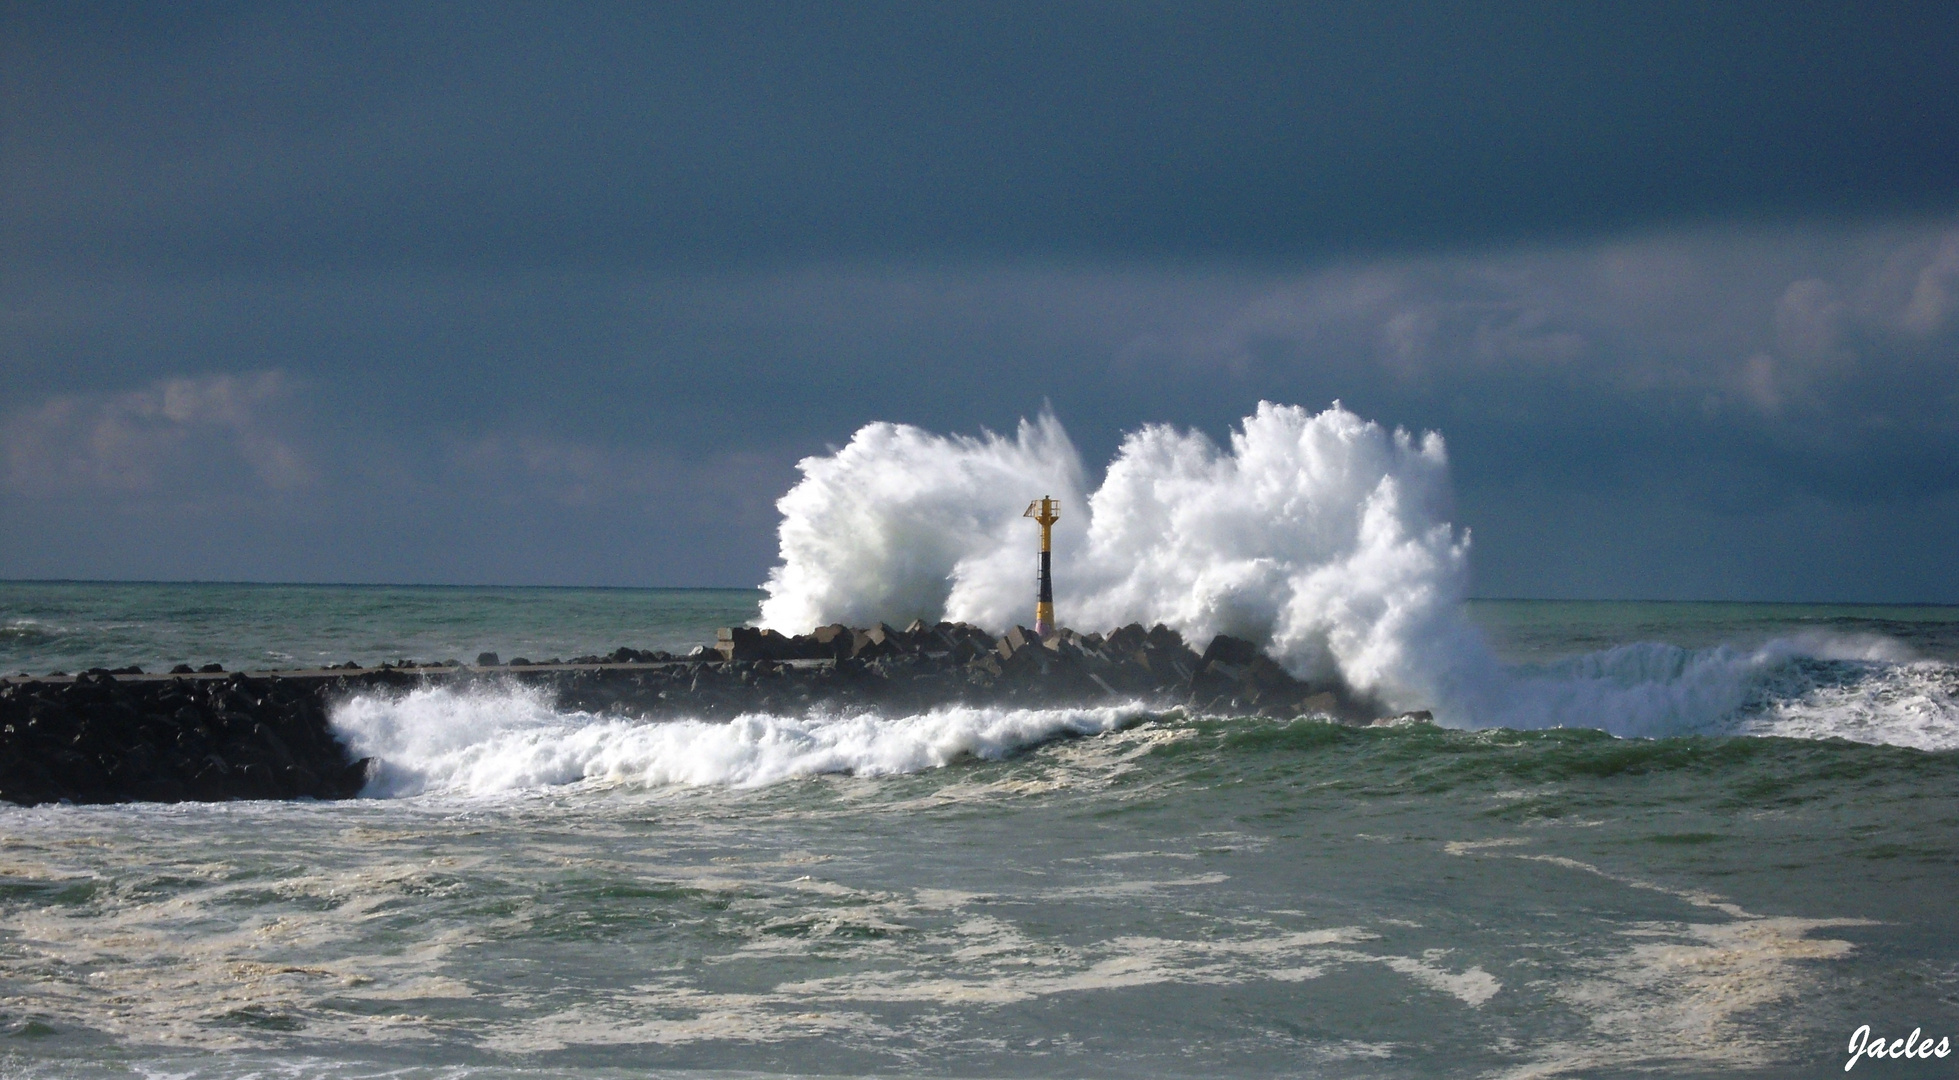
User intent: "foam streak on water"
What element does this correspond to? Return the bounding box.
[5,712,1955,1080]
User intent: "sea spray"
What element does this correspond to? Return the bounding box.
[761,401,1484,716]
[331,682,1156,796]
[761,412,1087,635]
[756,402,1959,740]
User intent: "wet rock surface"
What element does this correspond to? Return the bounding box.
[0,671,372,808]
[1,622,1391,806]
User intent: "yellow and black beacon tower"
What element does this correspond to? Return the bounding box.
[1024,496,1060,635]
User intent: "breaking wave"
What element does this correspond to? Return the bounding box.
[317,402,1958,785]
[330,684,1153,797]
[754,402,1959,747]
[1485,637,1959,748]
[326,654,1959,800]
[762,402,1479,717]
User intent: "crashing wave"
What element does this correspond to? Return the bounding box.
[331,683,1153,797]
[752,402,1959,745]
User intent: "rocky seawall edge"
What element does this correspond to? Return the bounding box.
[1,620,1411,807]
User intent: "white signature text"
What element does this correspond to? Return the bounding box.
[1847,1026,1951,1071]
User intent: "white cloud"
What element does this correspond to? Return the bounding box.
[1901,232,1959,337]
[1,371,311,496]
[1122,218,1959,422]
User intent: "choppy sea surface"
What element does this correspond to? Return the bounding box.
[2,582,1957,1079]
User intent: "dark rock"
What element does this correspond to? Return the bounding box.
[476,653,500,666]
[1298,691,1341,717]
[0,669,373,806]
[233,762,279,799]
[189,763,228,800]
[849,627,896,660]
[1199,634,1261,670]
[717,627,796,661]
[338,757,374,795]
[996,625,1038,659]
[1105,623,1147,653]
[134,777,186,802]
[281,764,321,797]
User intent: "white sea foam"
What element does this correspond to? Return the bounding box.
[333,402,1959,783]
[329,645,1959,798]
[1459,637,1959,747]
[330,684,1153,797]
[752,401,1959,748]
[1739,657,1959,751]
[762,402,1481,716]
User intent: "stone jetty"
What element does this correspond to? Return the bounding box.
[1,621,1394,807]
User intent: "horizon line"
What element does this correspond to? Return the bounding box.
[1,577,1954,608]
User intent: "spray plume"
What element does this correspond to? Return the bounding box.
[319,404,1959,799]
[760,402,1485,716]
[756,401,1959,738]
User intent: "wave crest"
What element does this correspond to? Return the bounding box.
[331,684,1153,797]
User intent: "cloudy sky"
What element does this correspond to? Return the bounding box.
[4,2,1957,601]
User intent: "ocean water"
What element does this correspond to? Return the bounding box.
[2,581,1957,1079]
[0,582,763,676]
[6,401,1958,1079]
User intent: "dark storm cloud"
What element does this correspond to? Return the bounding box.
[7,219,1959,597]
[5,1,1956,271]
[3,3,1958,600]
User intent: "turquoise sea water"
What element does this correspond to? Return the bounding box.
[0,581,763,675]
[2,582,1956,1079]
[9,580,1959,673]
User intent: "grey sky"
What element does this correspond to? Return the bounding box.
[4,3,1957,600]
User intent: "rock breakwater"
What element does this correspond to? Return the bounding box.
[2,621,1393,807]
[0,670,371,807]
